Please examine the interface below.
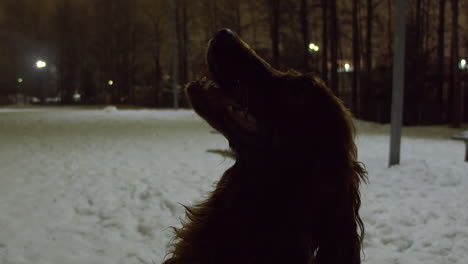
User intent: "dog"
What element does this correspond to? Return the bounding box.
[163,28,367,264]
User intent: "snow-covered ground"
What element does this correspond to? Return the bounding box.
[0,107,467,264]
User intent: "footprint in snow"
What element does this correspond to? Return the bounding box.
[380,236,413,252]
[160,198,178,216]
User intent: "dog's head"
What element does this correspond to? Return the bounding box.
[186,29,355,162]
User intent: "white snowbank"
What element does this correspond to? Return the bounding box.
[103,105,118,112]
[0,108,466,264]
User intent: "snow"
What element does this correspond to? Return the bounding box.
[0,107,467,264]
[103,106,118,112]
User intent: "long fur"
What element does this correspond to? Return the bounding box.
[163,29,367,264]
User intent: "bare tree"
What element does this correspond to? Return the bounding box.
[123,0,135,105]
[364,0,373,105]
[415,0,423,54]
[386,0,393,64]
[226,0,242,35]
[143,0,167,106]
[352,0,361,113]
[169,0,179,108]
[450,0,462,127]
[89,0,118,103]
[176,0,189,85]
[52,0,78,103]
[199,0,221,37]
[268,0,281,68]
[321,0,329,84]
[436,0,446,103]
[0,0,30,95]
[300,0,310,72]
[329,0,339,95]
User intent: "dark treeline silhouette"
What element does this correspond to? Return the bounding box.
[0,0,466,125]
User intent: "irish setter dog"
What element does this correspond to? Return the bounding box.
[163,29,367,264]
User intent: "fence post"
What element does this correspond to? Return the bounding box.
[389,0,407,166]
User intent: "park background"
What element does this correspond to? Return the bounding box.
[0,1,468,264]
[0,0,467,126]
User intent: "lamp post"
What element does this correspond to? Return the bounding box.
[36,60,47,103]
[308,43,320,52]
[389,0,406,166]
[460,59,467,70]
[344,63,349,72]
[308,43,320,69]
[105,80,114,104]
[17,77,24,104]
[36,60,47,69]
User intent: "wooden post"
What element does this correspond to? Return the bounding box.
[389,0,406,166]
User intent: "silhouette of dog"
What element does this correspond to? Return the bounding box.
[164,29,367,264]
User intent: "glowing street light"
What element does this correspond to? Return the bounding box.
[460,59,467,69]
[308,43,320,52]
[17,77,23,84]
[36,60,47,69]
[73,92,81,102]
[344,63,351,72]
[108,80,114,86]
[35,60,47,103]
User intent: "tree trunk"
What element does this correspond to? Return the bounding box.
[171,0,179,108]
[182,0,188,84]
[146,2,164,107]
[269,0,280,68]
[364,0,373,118]
[352,0,361,114]
[436,0,446,103]
[124,0,134,105]
[248,1,258,46]
[54,0,76,104]
[176,0,188,85]
[321,0,328,84]
[300,0,309,72]
[234,0,242,35]
[450,0,461,127]
[329,0,339,95]
[415,0,423,54]
[153,49,161,106]
[423,0,431,52]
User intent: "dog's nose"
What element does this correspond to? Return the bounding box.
[211,28,235,45]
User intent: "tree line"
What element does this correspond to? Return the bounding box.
[0,0,466,125]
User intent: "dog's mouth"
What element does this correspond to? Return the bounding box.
[187,78,257,134]
[186,29,275,148]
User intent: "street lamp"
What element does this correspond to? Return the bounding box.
[308,43,320,52]
[36,60,47,69]
[344,63,351,72]
[16,77,24,104]
[73,92,81,102]
[108,80,114,86]
[460,59,467,70]
[35,60,47,103]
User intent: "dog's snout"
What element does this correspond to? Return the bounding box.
[210,28,236,47]
[215,28,234,40]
